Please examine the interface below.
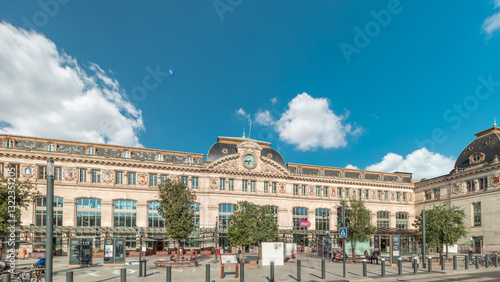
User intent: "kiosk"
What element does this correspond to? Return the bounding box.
[69,238,93,267]
[103,238,125,266]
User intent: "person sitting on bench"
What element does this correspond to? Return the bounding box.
[369,251,378,264]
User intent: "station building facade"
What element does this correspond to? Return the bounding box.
[0,133,420,256]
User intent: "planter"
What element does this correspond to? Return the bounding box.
[156,251,169,256]
[93,252,104,258]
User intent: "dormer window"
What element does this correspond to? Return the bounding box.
[4,139,14,148]
[473,155,480,162]
[47,143,56,152]
[86,147,95,155]
[469,153,485,164]
[156,154,163,161]
[123,150,130,158]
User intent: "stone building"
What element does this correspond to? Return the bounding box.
[415,125,500,254]
[1,133,418,256]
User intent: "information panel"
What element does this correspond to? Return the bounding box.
[81,238,93,265]
[69,238,81,266]
[374,235,380,256]
[391,234,401,265]
[103,238,114,264]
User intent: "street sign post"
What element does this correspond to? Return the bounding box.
[339,228,347,238]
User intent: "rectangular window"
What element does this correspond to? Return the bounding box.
[478,178,488,191]
[272,182,277,194]
[358,189,362,199]
[79,169,87,182]
[293,184,298,196]
[384,191,388,201]
[92,170,101,183]
[316,186,321,197]
[473,202,481,227]
[220,178,226,191]
[181,176,189,188]
[149,174,157,187]
[466,180,474,192]
[403,192,407,202]
[0,163,3,177]
[323,187,328,197]
[229,179,234,191]
[192,177,199,190]
[365,190,369,200]
[377,191,381,200]
[242,180,248,192]
[397,192,400,201]
[161,175,168,186]
[264,182,269,193]
[251,180,256,192]
[345,188,350,198]
[54,167,62,181]
[116,171,123,184]
[128,172,136,185]
[301,185,306,196]
[38,166,47,180]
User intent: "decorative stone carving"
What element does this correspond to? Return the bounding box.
[22,164,35,178]
[101,170,113,183]
[209,179,218,189]
[452,182,464,195]
[308,186,315,196]
[137,173,148,185]
[278,183,286,193]
[63,167,76,181]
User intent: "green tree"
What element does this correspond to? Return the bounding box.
[227,201,278,261]
[157,179,196,262]
[0,176,41,233]
[412,203,466,257]
[337,198,377,258]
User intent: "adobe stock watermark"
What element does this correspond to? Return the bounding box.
[130,64,170,102]
[213,0,243,22]
[5,166,18,275]
[339,0,405,64]
[415,74,500,152]
[21,0,71,30]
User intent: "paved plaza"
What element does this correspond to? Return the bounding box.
[10,253,500,282]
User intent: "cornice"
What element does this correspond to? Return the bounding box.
[416,162,500,188]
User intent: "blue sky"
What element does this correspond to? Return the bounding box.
[1,0,500,179]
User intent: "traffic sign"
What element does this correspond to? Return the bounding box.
[339,228,347,238]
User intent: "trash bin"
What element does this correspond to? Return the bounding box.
[139,260,147,276]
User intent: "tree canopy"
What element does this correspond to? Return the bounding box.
[337,198,377,258]
[227,201,278,259]
[156,179,196,260]
[0,176,40,234]
[412,203,466,256]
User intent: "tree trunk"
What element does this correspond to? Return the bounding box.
[446,244,449,257]
[177,240,181,262]
[352,241,356,258]
[440,244,443,257]
[239,245,245,262]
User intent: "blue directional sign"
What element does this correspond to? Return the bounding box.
[339,228,347,238]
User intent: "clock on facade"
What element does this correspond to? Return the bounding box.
[243,154,256,168]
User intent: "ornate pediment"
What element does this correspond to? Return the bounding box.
[207,152,289,176]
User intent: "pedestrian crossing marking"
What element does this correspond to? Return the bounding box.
[339,228,347,238]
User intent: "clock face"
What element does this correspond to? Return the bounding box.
[243,154,256,168]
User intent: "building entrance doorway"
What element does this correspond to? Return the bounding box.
[473,236,483,254]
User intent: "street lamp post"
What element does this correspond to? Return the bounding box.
[46,159,54,282]
[214,216,219,262]
[138,228,144,276]
[422,201,426,268]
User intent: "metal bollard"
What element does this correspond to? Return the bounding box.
[321,259,325,279]
[240,261,244,282]
[206,264,210,282]
[486,255,489,268]
[476,255,479,269]
[3,273,11,282]
[428,257,432,272]
[297,260,301,281]
[414,258,418,274]
[398,258,402,275]
[381,258,385,276]
[441,256,445,270]
[453,255,457,270]
[270,261,275,282]
[363,259,367,277]
[121,268,126,282]
[495,255,499,267]
[465,256,469,270]
[66,271,73,282]
[166,266,171,282]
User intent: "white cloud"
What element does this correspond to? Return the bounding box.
[274,93,361,151]
[255,110,274,126]
[236,108,248,117]
[345,164,359,170]
[271,97,278,105]
[365,148,455,180]
[482,1,500,37]
[0,22,144,147]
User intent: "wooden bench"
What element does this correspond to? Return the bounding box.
[154,257,198,268]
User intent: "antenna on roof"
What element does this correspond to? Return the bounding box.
[495,117,497,127]
[242,128,246,138]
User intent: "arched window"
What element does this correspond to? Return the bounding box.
[86,147,95,155]
[396,212,408,230]
[192,203,200,229]
[156,154,163,161]
[76,198,101,227]
[123,150,130,158]
[218,204,235,229]
[36,197,63,226]
[114,200,137,227]
[47,143,56,152]
[315,208,330,231]
[4,139,14,148]
[377,211,390,228]
[148,201,165,228]
[293,207,308,230]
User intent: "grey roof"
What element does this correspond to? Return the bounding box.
[206,139,286,167]
[455,127,500,168]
